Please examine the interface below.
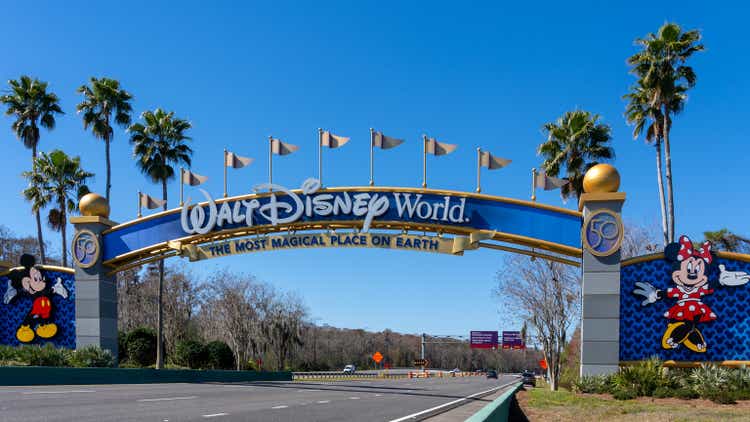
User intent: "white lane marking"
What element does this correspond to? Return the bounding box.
[349,396,360,400]
[316,400,330,404]
[375,394,383,397]
[22,390,95,394]
[271,405,288,409]
[202,413,229,418]
[137,395,198,402]
[388,381,517,422]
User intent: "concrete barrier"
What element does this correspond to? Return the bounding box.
[465,382,523,422]
[0,366,292,386]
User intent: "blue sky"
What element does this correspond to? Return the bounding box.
[1,1,748,336]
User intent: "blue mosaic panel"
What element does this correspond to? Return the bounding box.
[620,257,750,361]
[0,270,76,349]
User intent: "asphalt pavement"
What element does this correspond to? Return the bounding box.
[0,374,517,422]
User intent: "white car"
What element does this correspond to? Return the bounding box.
[343,364,356,374]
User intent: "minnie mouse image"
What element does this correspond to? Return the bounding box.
[2,254,68,343]
[633,235,750,353]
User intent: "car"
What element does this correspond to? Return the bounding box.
[486,370,498,379]
[343,364,356,374]
[449,368,461,373]
[521,371,536,386]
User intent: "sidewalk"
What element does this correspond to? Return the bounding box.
[425,387,508,421]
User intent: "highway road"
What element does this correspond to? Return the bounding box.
[0,374,518,422]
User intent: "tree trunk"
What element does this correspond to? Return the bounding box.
[662,112,675,243]
[105,136,112,201]
[654,139,668,246]
[156,180,167,369]
[31,146,46,264]
[60,199,67,267]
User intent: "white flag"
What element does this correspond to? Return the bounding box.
[321,131,350,148]
[425,137,457,156]
[372,131,404,149]
[535,172,568,190]
[271,138,299,155]
[140,193,166,209]
[225,151,254,169]
[480,151,511,170]
[182,169,208,186]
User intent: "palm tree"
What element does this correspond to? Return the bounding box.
[624,81,668,245]
[627,22,704,243]
[76,77,133,201]
[537,110,614,200]
[1,76,64,264]
[129,108,192,369]
[23,150,93,267]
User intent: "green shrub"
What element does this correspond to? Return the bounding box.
[727,367,750,391]
[611,356,663,397]
[652,387,673,398]
[0,345,19,363]
[704,390,736,404]
[205,341,235,370]
[672,387,699,400]
[612,387,637,400]
[173,340,208,369]
[17,344,70,367]
[125,328,157,367]
[690,364,729,399]
[573,375,611,394]
[118,331,128,363]
[69,346,115,368]
[731,389,750,401]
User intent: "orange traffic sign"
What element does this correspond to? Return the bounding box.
[373,351,383,364]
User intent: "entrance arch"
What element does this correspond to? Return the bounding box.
[69,167,626,375]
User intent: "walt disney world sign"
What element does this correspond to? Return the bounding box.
[100,178,583,270]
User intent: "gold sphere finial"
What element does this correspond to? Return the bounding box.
[79,192,110,218]
[583,163,620,193]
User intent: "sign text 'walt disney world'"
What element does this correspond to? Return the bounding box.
[180,178,469,235]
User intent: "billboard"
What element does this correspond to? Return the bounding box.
[470,330,498,349]
[502,331,525,349]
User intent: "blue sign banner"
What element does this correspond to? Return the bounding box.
[103,181,581,262]
[621,256,750,362]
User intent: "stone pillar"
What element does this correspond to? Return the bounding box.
[70,193,118,360]
[579,164,625,377]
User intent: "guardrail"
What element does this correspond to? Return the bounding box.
[293,371,408,380]
[465,382,523,422]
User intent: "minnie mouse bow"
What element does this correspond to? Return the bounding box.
[677,235,712,264]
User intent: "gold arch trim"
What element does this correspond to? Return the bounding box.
[621,250,750,267]
[0,265,75,277]
[621,360,750,368]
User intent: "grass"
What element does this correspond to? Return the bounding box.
[517,381,750,421]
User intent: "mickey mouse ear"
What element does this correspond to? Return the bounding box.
[20,254,35,268]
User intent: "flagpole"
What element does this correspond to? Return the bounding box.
[318,128,323,185]
[476,148,482,193]
[422,135,427,188]
[369,128,374,186]
[223,149,228,198]
[268,136,273,190]
[180,168,184,206]
[137,191,142,218]
[531,168,537,201]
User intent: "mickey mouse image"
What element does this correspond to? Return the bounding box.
[634,235,750,353]
[2,254,68,343]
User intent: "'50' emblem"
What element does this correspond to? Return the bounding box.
[72,230,100,268]
[582,210,623,257]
